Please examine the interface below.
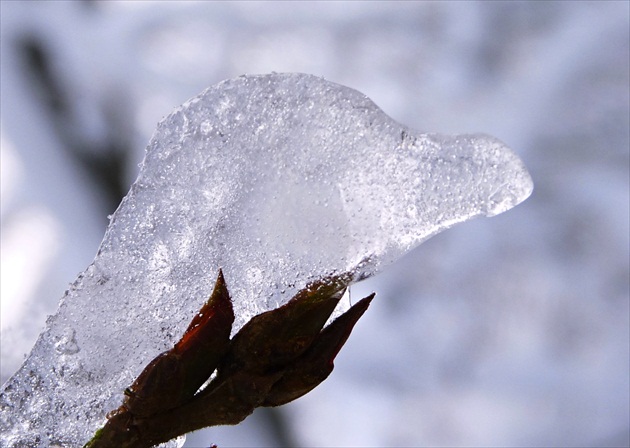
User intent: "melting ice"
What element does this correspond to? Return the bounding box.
[0,73,533,446]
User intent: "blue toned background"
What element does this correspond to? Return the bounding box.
[1,1,628,446]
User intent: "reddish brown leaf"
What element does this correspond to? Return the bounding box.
[123,270,234,417]
[263,293,374,406]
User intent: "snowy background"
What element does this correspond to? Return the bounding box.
[1,1,628,447]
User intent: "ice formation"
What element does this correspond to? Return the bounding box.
[0,73,532,446]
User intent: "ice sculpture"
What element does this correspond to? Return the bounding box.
[0,73,533,446]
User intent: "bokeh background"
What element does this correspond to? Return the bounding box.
[1,1,628,447]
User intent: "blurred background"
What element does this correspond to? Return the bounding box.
[1,1,628,447]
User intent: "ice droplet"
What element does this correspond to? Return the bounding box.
[0,73,532,446]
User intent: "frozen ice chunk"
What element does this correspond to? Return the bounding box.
[0,73,532,446]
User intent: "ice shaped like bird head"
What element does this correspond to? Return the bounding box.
[105,72,536,322]
[135,73,534,303]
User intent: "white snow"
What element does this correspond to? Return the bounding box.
[0,73,531,446]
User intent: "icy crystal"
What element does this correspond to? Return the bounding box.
[0,73,533,446]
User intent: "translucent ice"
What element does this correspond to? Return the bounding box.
[0,73,532,446]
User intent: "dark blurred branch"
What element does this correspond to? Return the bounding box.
[257,407,299,448]
[17,34,130,215]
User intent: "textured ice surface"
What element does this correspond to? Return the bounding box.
[0,73,532,446]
